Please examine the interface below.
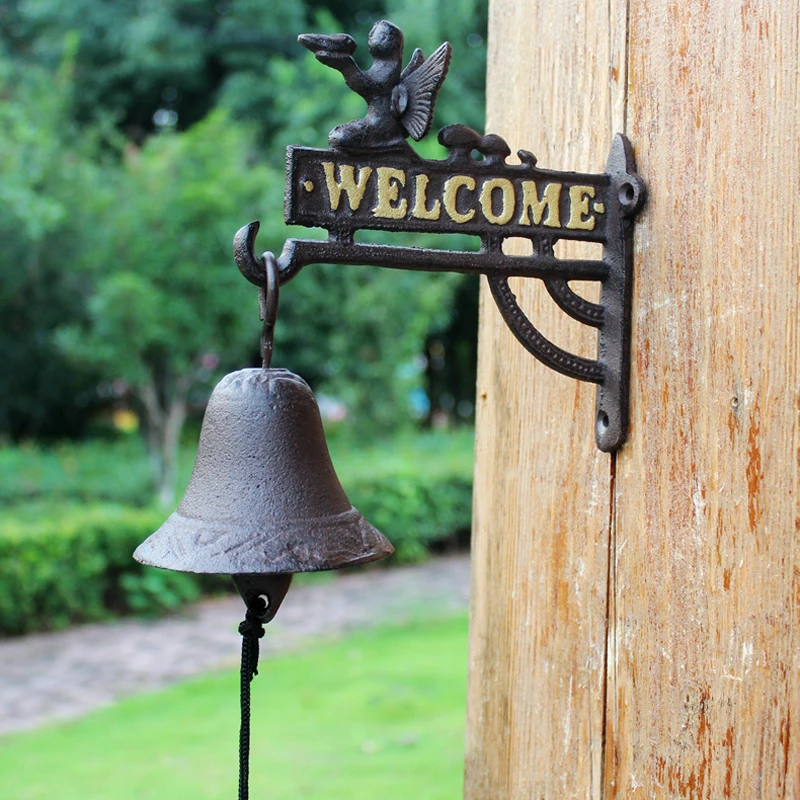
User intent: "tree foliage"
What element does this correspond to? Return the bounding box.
[58,111,273,502]
[2,0,308,137]
[0,51,106,438]
[0,0,487,500]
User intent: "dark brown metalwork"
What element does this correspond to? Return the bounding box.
[232,574,292,624]
[133,367,394,581]
[234,20,646,451]
[133,272,393,800]
[258,251,280,369]
[298,20,451,152]
[134,20,645,799]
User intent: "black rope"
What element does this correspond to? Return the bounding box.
[238,600,266,800]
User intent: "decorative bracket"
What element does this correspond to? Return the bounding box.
[234,20,646,451]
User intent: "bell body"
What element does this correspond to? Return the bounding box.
[134,368,394,574]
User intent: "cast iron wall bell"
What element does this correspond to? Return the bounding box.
[134,253,393,799]
[135,252,393,597]
[134,367,393,600]
[135,19,647,799]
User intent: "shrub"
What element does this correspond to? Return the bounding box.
[0,432,474,635]
[348,471,473,563]
[0,505,223,635]
[0,439,169,507]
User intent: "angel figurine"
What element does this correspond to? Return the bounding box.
[299,20,451,152]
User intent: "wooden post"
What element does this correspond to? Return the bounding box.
[466,1,799,798]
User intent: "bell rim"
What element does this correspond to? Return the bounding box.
[133,505,395,575]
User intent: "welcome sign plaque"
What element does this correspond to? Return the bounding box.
[287,146,610,240]
[235,20,646,451]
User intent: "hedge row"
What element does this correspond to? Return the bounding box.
[0,439,162,508]
[0,468,473,635]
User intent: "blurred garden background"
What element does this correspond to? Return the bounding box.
[0,0,486,797]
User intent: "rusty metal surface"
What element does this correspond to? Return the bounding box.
[232,574,292,624]
[133,368,394,575]
[284,145,612,240]
[258,251,279,369]
[298,20,451,152]
[233,20,646,451]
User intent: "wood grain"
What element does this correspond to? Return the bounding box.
[607,2,800,797]
[465,2,626,798]
[468,1,799,798]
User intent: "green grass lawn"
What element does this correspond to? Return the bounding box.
[0,616,468,800]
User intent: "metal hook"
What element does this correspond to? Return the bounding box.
[259,251,279,369]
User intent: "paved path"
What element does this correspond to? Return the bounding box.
[0,555,470,736]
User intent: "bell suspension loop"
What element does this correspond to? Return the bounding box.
[259,251,280,369]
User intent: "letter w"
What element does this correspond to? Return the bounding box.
[322,163,373,211]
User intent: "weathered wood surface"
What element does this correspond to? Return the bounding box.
[466,2,626,797]
[608,2,800,797]
[467,1,800,798]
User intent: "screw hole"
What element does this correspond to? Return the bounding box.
[598,411,610,430]
[619,183,635,205]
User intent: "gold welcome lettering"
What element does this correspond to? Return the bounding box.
[411,174,441,221]
[566,185,597,231]
[312,161,604,234]
[443,175,476,224]
[373,167,408,219]
[322,162,373,212]
[479,178,515,225]
[519,181,561,228]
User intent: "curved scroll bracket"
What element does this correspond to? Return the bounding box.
[544,279,604,328]
[488,275,604,383]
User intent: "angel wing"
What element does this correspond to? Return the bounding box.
[400,47,425,80]
[396,41,452,141]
